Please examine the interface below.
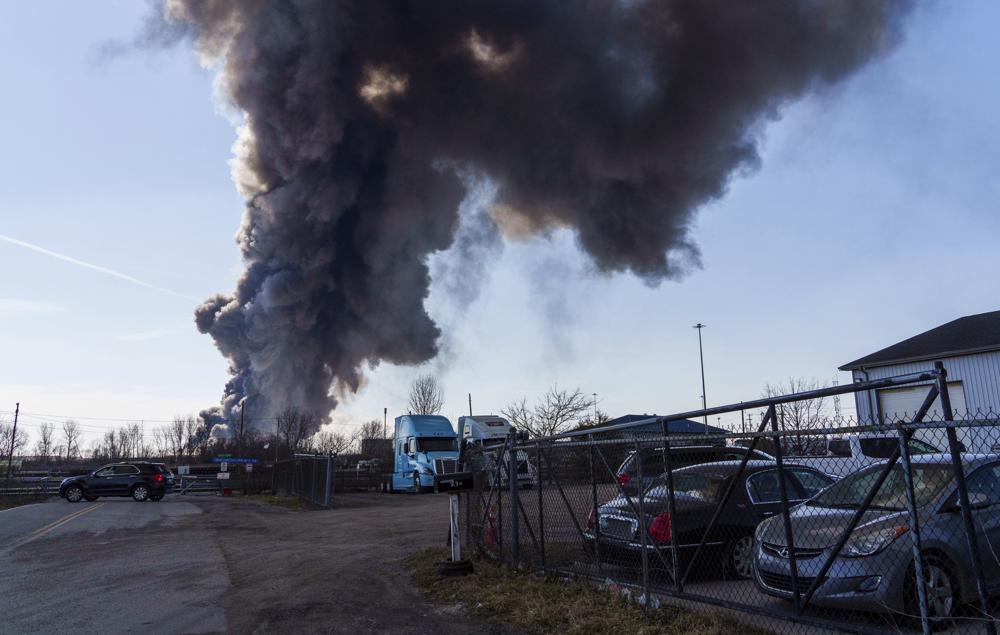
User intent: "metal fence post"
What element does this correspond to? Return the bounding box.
[660,422,681,593]
[508,432,520,567]
[770,404,802,611]
[324,453,333,508]
[536,442,545,569]
[937,362,995,634]
[588,440,602,574]
[634,437,651,610]
[897,420,931,635]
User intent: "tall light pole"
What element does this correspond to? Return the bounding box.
[694,323,708,432]
[592,393,598,423]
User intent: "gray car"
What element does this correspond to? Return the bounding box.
[754,454,1000,622]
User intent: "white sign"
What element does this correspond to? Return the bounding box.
[217,472,230,480]
[219,462,228,472]
[245,464,253,473]
[178,466,190,475]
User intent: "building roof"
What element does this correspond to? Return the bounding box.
[840,310,1000,371]
[593,414,728,436]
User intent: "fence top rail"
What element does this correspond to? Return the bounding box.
[519,415,1000,450]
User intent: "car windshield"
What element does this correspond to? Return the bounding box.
[417,437,457,453]
[648,473,723,501]
[860,437,938,458]
[809,463,953,511]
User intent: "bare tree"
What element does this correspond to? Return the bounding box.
[61,420,81,460]
[274,408,320,454]
[575,409,612,430]
[762,377,830,456]
[408,375,444,415]
[35,422,55,463]
[358,419,385,441]
[311,429,355,455]
[502,386,594,438]
[1,422,29,463]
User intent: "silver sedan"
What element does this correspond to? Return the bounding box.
[753,454,1000,622]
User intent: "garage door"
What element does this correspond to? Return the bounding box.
[877,382,979,450]
[877,381,967,422]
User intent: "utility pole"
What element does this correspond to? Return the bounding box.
[383,407,387,439]
[5,402,19,478]
[592,393,598,423]
[468,393,473,416]
[693,323,708,431]
[238,399,246,495]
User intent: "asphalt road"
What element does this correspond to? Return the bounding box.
[0,494,512,635]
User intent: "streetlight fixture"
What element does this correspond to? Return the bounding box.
[694,323,708,432]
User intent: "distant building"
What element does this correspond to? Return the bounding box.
[589,414,728,442]
[840,310,1000,450]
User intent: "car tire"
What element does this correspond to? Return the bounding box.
[726,535,755,580]
[84,495,99,502]
[64,485,84,503]
[131,484,150,502]
[905,554,959,627]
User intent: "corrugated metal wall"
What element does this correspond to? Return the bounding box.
[850,350,1000,450]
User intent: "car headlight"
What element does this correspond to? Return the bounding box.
[842,524,907,557]
[754,517,772,543]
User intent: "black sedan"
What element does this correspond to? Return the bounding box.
[584,460,835,580]
[60,462,171,502]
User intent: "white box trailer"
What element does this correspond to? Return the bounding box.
[458,415,537,487]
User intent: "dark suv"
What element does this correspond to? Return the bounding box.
[60,462,171,502]
[616,445,774,496]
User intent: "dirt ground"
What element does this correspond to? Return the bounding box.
[212,493,515,634]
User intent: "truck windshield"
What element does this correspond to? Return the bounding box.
[809,463,952,511]
[417,438,457,453]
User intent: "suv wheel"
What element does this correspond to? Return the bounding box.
[131,484,150,502]
[65,485,84,503]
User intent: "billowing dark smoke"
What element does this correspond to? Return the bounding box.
[170,0,910,422]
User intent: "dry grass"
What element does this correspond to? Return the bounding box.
[243,494,314,511]
[0,495,49,511]
[408,547,770,635]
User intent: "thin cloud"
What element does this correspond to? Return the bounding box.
[113,328,179,342]
[0,234,198,301]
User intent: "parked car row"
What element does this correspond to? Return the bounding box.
[59,461,175,502]
[585,448,1000,624]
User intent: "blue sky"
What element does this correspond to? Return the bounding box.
[1,2,998,447]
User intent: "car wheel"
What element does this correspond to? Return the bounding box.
[906,555,958,625]
[64,485,84,503]
[131,484,150,502]
[84,495,99,502]
[727,535,755,580]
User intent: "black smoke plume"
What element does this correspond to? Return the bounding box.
[171,0,910,423]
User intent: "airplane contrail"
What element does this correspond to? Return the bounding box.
[0,233,199,301]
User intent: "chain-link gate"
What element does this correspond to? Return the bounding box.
[464,363,1000,634]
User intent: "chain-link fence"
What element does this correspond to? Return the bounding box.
[463,364,1000,634]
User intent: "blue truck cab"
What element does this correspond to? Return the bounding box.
[391,415,464,492]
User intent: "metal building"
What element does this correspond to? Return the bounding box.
[840,309,1000,450]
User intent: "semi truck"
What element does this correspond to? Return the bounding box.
[389,414,468,493]
[457,414,537,488]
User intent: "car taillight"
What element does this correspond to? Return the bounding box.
[587,508,597,530]
[617,474,631,487]
[155,474,164,482]
[649,512,671,543]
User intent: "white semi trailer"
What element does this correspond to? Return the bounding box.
[457,415,537,488]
